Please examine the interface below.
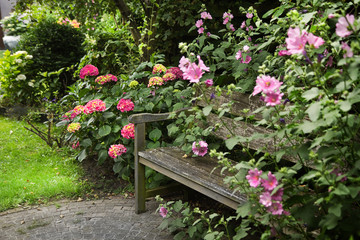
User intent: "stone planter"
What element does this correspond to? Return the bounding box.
[3,35,20,51]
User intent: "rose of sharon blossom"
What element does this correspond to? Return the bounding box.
[264,92,284,106]
[246,13,253,19]
[259,191,272,207]
[117,99,134,112]
[179,56,191,72]
[223,12,233,25]
[198,27,204,34]
[307,33,325,48]
[121,123,135,139]
[253,75,283,96]
[195,19,203,28]
[67,122,81,133]
[192,141,208,156]
[285,27,307,54]
[267,202,283,215]
[80,64,99,79]
[261,172,278,191]
[204,79,213,87]
[271,188,284,201]
[336,14,355,37]
[83,99,106,114]
[148,77,164,87]
[278,50,291,56]
[159,207,168,218]
[201,12,212,20]
[246,168,262,187]
[341,42,353,58]
[181,56,209,83]
[152,64,167,74]
[108,144,127,159]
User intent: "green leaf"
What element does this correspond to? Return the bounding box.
[172,102,184,111]
[204,232,219,240]
[348,186,360,198]
[302,87,319,101]
[202,105,212,116]
[81,138,92,147]
[236,202,251,218]
[112,125,121,133]
[174,232,186,240]
[103,112,115,119]
[301,12,316,24]
[256,37,275,51]
[225,137,240,150]
[306,101,321,122]
[97,149,108,165]
[173,200,183,212]
[149,128,162,142]
[145,102,155,111]
[319,213,339,230]
[339,101,351,112]
[328,203,342,217]
[333,183,350,196]
[113,162,122,173]
[78,149,87,162]
[98,125,111,137]
[188,225,197,238]
[298,121,318,134]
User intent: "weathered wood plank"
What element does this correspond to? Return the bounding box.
[197,87,264,119]
[138,147,247,210]
[129,112,171,124]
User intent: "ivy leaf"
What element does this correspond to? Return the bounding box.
[98,125,111,137]
[333,183,350,196]
[306,101,321,122]
[302,87,319,101]
[319,213,339,230]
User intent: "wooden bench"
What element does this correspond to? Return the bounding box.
[128,88,277,214]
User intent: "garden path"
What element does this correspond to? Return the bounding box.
[0,196,172,240]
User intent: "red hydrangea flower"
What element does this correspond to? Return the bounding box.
[67,122,81,133]
[108,144,127,158]
[121,123,135,139]
[83,99,106,114]
[79,64,99,79]
[117,99,134,112]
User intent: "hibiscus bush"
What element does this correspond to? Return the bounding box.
[156,0,360,239]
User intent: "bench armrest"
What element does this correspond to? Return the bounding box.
[128,107,191,124]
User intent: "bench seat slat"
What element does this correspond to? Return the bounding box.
[138,147,247,210]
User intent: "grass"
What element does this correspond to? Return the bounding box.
[0,116,88,212]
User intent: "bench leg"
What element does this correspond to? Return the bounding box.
[134,123,146,214]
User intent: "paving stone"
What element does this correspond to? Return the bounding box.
[0,197,173,239]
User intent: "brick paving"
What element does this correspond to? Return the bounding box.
[0,197,173,240]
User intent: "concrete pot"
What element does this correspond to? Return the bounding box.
[3,35,20,51]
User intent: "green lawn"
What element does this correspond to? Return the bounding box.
[0,116,87,211]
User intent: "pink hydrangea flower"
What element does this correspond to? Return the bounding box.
[67,122,81,133]
[159,207,168,218]
[264,92,284,106]
[204,79,213,87]
[162,72,176,82]
[307,33,325,48]
[148,77,164,87]
[192,141,208,156]
[253,75,283,96]
[108,144,127,159]
[246,168,262,187]
[267,202,283,215]
[72,105,84,118]
[336,14,355,37]
[83,99,106,114]
[341,42,353,58]
[198,27,204,34]
[152,64,167,74]
[195,19,203,28]
[121,123,135,139]
[79,64,99,79]
[246,13,253,19]
[201,12,212,20]
[166,67,183,79]
[261,172,278,191]
[285,27,307,54]
[259,191,272,207]
[117,99,134,112]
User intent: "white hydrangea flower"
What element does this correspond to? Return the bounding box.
[25,55,33,60]
[16,74,26,81]
[15,59,22,64]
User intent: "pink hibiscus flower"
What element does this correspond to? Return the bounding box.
[192,141,208,156]
[252,75,283,96]
[336,14,355,37]
[261,172,278,191]
[246,168,263,188]
[285,27,307,54]
[306,33,325,48]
